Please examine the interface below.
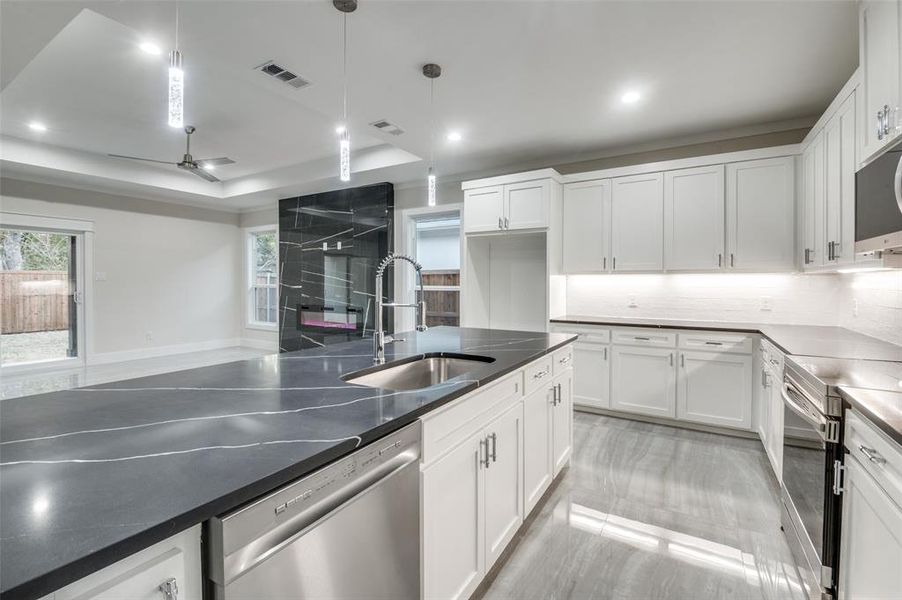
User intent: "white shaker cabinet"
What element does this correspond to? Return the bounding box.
[522,385,554,515]
[823,91,857,266]
[725,157,795,271]
[483,401,525,571]
[801,133,826,268]
[610,345,676,418]
[551,369,573,476]
[572,336,610,409]
[676,350,753,430]
[859,0,901,162]
[463,186,505,233]
[505,180,551,231]
[562,180,611,273]
[664,165,725,271]
[610,172,664,272]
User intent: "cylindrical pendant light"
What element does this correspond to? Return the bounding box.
[334,0,357,182]
[423,63,442,206]
[168,2,184,128]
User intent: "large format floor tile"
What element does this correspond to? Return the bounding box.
[480,412,809,600]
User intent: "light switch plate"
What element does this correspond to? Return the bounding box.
[628,295,638,308]
[760,297,773,311]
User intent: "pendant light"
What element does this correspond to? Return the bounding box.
[334,0,357,182]
[423,63,441,206]
[168,1,184,128]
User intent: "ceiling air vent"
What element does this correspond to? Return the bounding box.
[255,61,310,89]
[370,119,404,136]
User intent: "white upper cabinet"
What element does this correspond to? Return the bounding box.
[464,186,505,233]
[802,133,826,268]
[859,0,901,162]
[664,165,725,271]
[725,157,795,271]
[611,172,664,272]
[505,180,550,231]
[562,180,611,273]
[824,91,857,265]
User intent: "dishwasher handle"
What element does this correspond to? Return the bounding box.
[212,435,420,586]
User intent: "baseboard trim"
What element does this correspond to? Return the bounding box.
[574,404,761,440]
[87,338,244,366]
[238,337,278,352]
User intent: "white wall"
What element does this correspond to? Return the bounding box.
[839,270,902,346]
[1,178,249,362]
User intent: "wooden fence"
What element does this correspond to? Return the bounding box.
[0,271,69,334]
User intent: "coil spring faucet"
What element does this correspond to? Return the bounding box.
[373,253,428,364]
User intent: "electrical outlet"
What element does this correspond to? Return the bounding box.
[760,297,773,312]
[853,298,859,317]
[145,331,153,342]
[628,295,638,308]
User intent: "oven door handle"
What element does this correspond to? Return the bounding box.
[781,383,827,437]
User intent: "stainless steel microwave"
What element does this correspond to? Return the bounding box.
[855,137,902,254]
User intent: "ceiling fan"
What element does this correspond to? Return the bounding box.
[108,126,234,183]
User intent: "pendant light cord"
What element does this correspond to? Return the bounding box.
[429,78,435,170]
[175,0,179,51]
[342,13,348,124]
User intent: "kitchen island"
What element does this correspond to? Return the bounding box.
[0,327,576,600]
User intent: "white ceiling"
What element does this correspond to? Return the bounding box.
[0,1,858,211]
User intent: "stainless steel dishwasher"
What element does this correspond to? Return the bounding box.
[206,423,420,600]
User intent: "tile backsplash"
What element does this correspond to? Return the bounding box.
[564,271,901,346]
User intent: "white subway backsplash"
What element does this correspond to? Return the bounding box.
[564,272,902,347]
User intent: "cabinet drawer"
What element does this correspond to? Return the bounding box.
[523,356,554,396]
[611,328,676,348]
[552,345,574,375]
[420,373,522,465]
[678,331,753,354]
[845,410,902,509]
[550,325,610,344]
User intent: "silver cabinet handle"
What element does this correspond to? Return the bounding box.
[883,104,892,137]
[504,216,510,229]
[718,253,722,267]
[704,341,723,346]
[680,353,685,368]
[669,353,674,366]
[730,253,734,267]
[761,369,768,387]
[877,107,886,140]
[804,248,811,265]
[603,256,607,270]
[498,217,503,230]
[634,336,651,341]
[559,355,572,365]
[490,433,497,463]
[480,438,490,468]
[159,578,179,600]
[858,445,885,464]
[603,347,608,360]
[533,369,549,380]
[612,257,616,271]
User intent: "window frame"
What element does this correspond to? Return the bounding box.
[245,225,278,331]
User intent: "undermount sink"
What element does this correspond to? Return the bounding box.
[342,353,495,391]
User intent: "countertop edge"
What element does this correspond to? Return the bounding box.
[839,387,902,446]
[2,333,578,600]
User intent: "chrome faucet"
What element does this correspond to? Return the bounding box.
[373,253,428,364]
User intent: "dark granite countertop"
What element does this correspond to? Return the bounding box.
[550,315,902,361]
[0,327,576,600]
[839,387,902,446]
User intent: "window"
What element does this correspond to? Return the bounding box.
[247,227,277,327]
[413,215,461,327]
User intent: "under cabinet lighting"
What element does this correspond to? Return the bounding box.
[28,121,47,132]
[168,50,184,128]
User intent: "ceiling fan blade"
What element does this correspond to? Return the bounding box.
[195,157,235,166]
[189,166,221,183]
[108,154,176,165]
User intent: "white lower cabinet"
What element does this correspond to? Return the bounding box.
[676,350,752,430]
[610,345,676,418]
[572,339,610,409]
[421,348,573,600]
[53,526,201,600]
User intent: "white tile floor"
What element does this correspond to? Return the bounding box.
[0,346,271,400]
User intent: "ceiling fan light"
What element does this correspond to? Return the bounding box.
[168,50,184,128]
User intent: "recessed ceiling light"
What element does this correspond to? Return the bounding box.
[28,121,47,132]
[139,41,161,55]
[446,131,462,142]
[621,91,641,104]
[335,124,347,135]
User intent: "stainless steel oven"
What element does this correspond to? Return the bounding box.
[780,359,843,599]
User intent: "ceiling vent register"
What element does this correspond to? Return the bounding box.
[370,119,405,136]
[256,61,310,89]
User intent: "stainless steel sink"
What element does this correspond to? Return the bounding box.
[342,353,495,391]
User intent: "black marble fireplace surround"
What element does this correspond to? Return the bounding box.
[279,183,394,351]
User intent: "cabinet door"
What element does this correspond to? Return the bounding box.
[464,186,504,234]
[726,157,795,271]
[610,346,676,418]
[56,551,187,600]
[562,180,611,273]
[676,351,752,430]
[523,387,553,516]
[552,370,573,476]
[664,165,725,270]
[483,402,524,570]
[505,180,549,231]
[838,456,902,600]
[422,432,484,600]
[860,0,901,161]
[767,375,784,481]
[572,341,609,409]
[802,135,826,268]
[823,92,857,265]
[611,172,664,271]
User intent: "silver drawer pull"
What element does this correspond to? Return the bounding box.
[634,336,651,341]
[559,355,572,365]
[704,341,724,346]
[159,578,179,600]
[859,445,886,464]
[533,369,549,379]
